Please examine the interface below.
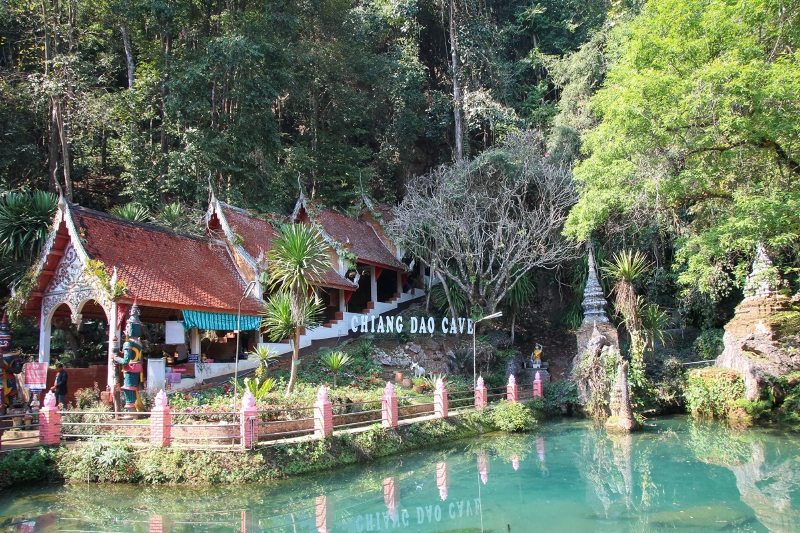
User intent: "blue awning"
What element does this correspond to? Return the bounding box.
[182,310,262,331]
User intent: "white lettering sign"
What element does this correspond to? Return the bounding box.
[350,315,474,335]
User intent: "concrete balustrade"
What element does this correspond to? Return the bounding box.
[150,389,171,447]
[533,371,543,398]
[506,374,519,402]
[382,381,398,428]
[38,391,61,446]
[240,391,259,449]
[474,376,487,409]
[314,386,334,438]
[434,378,448,418]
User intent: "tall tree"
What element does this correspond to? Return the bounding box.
[390,131,577,315]
[261,224,330,396]
[565,0,800,303]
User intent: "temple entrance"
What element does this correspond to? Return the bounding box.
[377,269,399,303]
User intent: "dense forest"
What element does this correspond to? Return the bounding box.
[1,0,798,332]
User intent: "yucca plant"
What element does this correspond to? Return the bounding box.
[261,224,330,396]
[639,298,669,357]
[248,345,279,380]
[602,250,651,330]
[111,203,150,223]
[319,350,352,388]
[0,191,57,283]
[234,376,277,401]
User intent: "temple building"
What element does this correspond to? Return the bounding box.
[18,193,421,391]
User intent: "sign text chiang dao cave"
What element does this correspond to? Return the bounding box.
[350,314,475,335]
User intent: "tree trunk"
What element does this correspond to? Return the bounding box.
[449,0,464,161]
[511,313,516,345]
[285,329,300,397]
[55,98,73,201]
[120,25,135,89]
[48,100,60,193]
[436,272,458,319]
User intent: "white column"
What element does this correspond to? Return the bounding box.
[396,270,403,295]
[106,301,118,391]
[38,311,51,364]
[189,328,201,356]
[370,265,377,304]
[338,289,346,313]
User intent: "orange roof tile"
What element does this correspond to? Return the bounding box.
[315,208,405,270]
[220,204,357,291]
[72,206,264,314]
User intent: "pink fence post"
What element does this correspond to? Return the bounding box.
[314,386,333,438]
[533,371,543,398]
[38,391,61,446]
[240,391,259,449]
[434,378,449,418]
[382,381,398,429]
[150,390,171,447]
[506,374,518,402]
[474,376,488,410]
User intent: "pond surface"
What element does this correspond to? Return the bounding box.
[2,417,800,532]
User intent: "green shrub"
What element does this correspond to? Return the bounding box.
[491,400,537,432]
[542,381,578,416]
[684,368,745,419]
[0,447,58,489]
[692,329,724,360]
[57,438,138,483]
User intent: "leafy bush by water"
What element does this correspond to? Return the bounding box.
[0,447,57,489]
[491,400,537,432]
[684,368,745,419]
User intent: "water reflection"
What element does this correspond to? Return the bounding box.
[4,418,800,532]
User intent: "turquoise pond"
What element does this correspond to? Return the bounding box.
[2,417,800,532]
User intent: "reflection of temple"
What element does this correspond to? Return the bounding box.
[19,193,423,393]
[729,442,800,532]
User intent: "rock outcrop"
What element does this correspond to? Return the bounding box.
[716,244,800,400]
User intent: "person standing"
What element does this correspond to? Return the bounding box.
[51,364,68,407]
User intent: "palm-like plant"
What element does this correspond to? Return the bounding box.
[319,350,352,387]
[111,203,150,223]
[0,191,57,283]
[234,376,277,400]
[261,224,330,396]
[248,345,279,380]
[601,250,651,330]
[639,298,669,357]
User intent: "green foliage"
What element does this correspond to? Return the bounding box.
[58,438,137,483]
[692,329,725,360]
[0,447,58,490]
[684,368,746,419]
[248,345,278,380]
[490,400,537,432]
[236,377,277,400]
[602,249,652,327]
[566,0,800,305]
[319,350,352,387]
[110,203,150,223]
[0,190,57,284]
[542,380,578,417]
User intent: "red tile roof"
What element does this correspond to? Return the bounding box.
[72,206,264,314]
[314,208,405,270]
[220,204,357,291]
